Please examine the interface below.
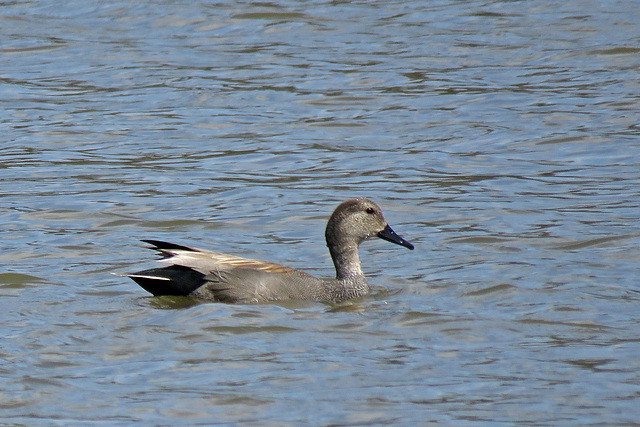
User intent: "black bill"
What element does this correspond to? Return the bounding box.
[377,224,414,250]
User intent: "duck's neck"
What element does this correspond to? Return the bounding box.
[329,242,365,281]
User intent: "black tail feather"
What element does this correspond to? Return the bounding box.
[129,265,205,296]
[142,240,198,252]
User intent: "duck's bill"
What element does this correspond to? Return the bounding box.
[378,224,414,250]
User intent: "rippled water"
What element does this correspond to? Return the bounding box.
[2,0,639,425]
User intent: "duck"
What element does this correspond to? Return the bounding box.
[125,198,414,303]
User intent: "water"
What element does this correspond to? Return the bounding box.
[1,0,639,425]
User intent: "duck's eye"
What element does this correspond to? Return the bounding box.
[365,207,375,215]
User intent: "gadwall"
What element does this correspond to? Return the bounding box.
[125,198,414,303]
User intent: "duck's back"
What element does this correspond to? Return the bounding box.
[128,240,337,303]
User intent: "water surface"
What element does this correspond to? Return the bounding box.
[1,0,639,425]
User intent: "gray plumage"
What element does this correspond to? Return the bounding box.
[125,198,414,303]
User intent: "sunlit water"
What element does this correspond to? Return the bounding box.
[1,0,639,425]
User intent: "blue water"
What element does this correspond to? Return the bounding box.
[1,0,639,425]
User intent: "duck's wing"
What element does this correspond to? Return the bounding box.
[127,240,302,300]
[142,239,296,274]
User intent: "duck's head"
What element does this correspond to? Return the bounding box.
[326,198,414,250]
